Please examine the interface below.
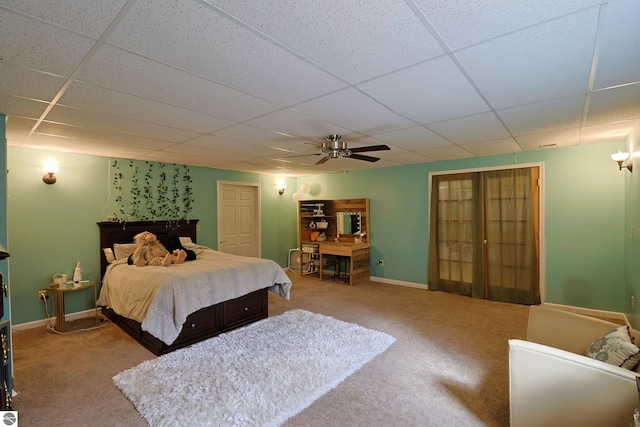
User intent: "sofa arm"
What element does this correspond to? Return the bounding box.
[509,339,639,427]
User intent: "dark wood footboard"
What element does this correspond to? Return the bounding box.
[102,288,268,355]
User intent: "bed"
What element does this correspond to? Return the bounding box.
[97,220,292,355]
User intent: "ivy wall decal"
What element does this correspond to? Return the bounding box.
[111,159,194,223]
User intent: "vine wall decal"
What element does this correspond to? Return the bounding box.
[110,159,194,223]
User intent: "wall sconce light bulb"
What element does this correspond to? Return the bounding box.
[43,159,59,174]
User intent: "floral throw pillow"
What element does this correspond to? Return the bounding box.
[584,326,640,370]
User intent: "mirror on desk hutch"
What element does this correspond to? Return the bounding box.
[337,212,362,235]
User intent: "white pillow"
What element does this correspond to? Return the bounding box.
[179,236,193,245]
[113,243,137,260]
[102,248,116,263]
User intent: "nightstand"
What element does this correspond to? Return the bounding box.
[47,282,98,332]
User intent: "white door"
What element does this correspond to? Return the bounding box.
[216,182,261,257]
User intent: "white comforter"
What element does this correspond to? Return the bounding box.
[97,245,292,345]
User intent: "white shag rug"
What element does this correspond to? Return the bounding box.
[113,309,395,427]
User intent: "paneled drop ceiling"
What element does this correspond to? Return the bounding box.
[0,0,638,176]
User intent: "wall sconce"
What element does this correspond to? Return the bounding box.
[42,159,58,184]
[611,151,633,172]
[277,184,287,195]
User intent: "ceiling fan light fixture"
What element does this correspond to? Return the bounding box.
[301,134,391,166]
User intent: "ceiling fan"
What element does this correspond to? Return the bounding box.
[307,135,391,165]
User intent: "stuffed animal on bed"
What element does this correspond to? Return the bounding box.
[131,231,187,267]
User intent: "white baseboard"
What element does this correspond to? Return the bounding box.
[543,302,629,326]
[370,276,428,290]
[12,308,101,331]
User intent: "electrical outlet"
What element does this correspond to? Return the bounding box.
[378,259,384,267]
[37,290,48,301]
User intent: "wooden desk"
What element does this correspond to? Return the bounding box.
[317,242,370,286]
[47,282,98,332]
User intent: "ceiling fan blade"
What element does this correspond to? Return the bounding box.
[349,144,390,153]
[349,153,380,162]
[315,156,330,165]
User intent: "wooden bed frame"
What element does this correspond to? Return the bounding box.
[97,220,268,355]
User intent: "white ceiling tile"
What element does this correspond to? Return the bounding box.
[1,0,129,38]
[497,95,586,136]
[165,144,253,162]
[455,8,600,109]
[358,56,491,124]
[592,0,640,90]
[461,138,522,157]
[515,128,580,150]
[209,0,444,83]
[579,120,638,145]
[246,108,354,141]
[185,135,283,157]
[373,126,453,151]
[212,124,295,145]
[417,145,475,161]
[33,121,175,151]
[5,117,33,145]
[46,105,200,143]
[0,62,66,102]
[107,0,346,106]
[243,155,302,169]
[22,133,156,158]
[585,83,640,126]
[0,94,48,121]
[77,45,281,122]
[0,9,95,76]
[58,82,233,134]
[427,112,511,144]
[415,0,601,50]
[293,88,415,135]
[384,152,436,164]
[138,152,228,168]
[273,154,321,167]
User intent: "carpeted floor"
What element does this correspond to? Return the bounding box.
[11,272,529,427]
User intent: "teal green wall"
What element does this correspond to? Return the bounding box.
[625,124,640,328]
[7,147,297,326]
[7,139,633,326]
[0,116,8,322]
[297,141,627,312]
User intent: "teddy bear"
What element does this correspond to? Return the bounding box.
[131,231,187,267]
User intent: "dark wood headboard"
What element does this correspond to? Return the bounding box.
[97,220,199,279]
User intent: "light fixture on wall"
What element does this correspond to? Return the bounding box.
[42,159,58,184]
[277,183,287,195]
[611,151,633,172]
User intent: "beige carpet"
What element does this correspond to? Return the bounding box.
[11,272,529,427]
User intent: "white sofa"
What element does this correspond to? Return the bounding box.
[509,305,640,427]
